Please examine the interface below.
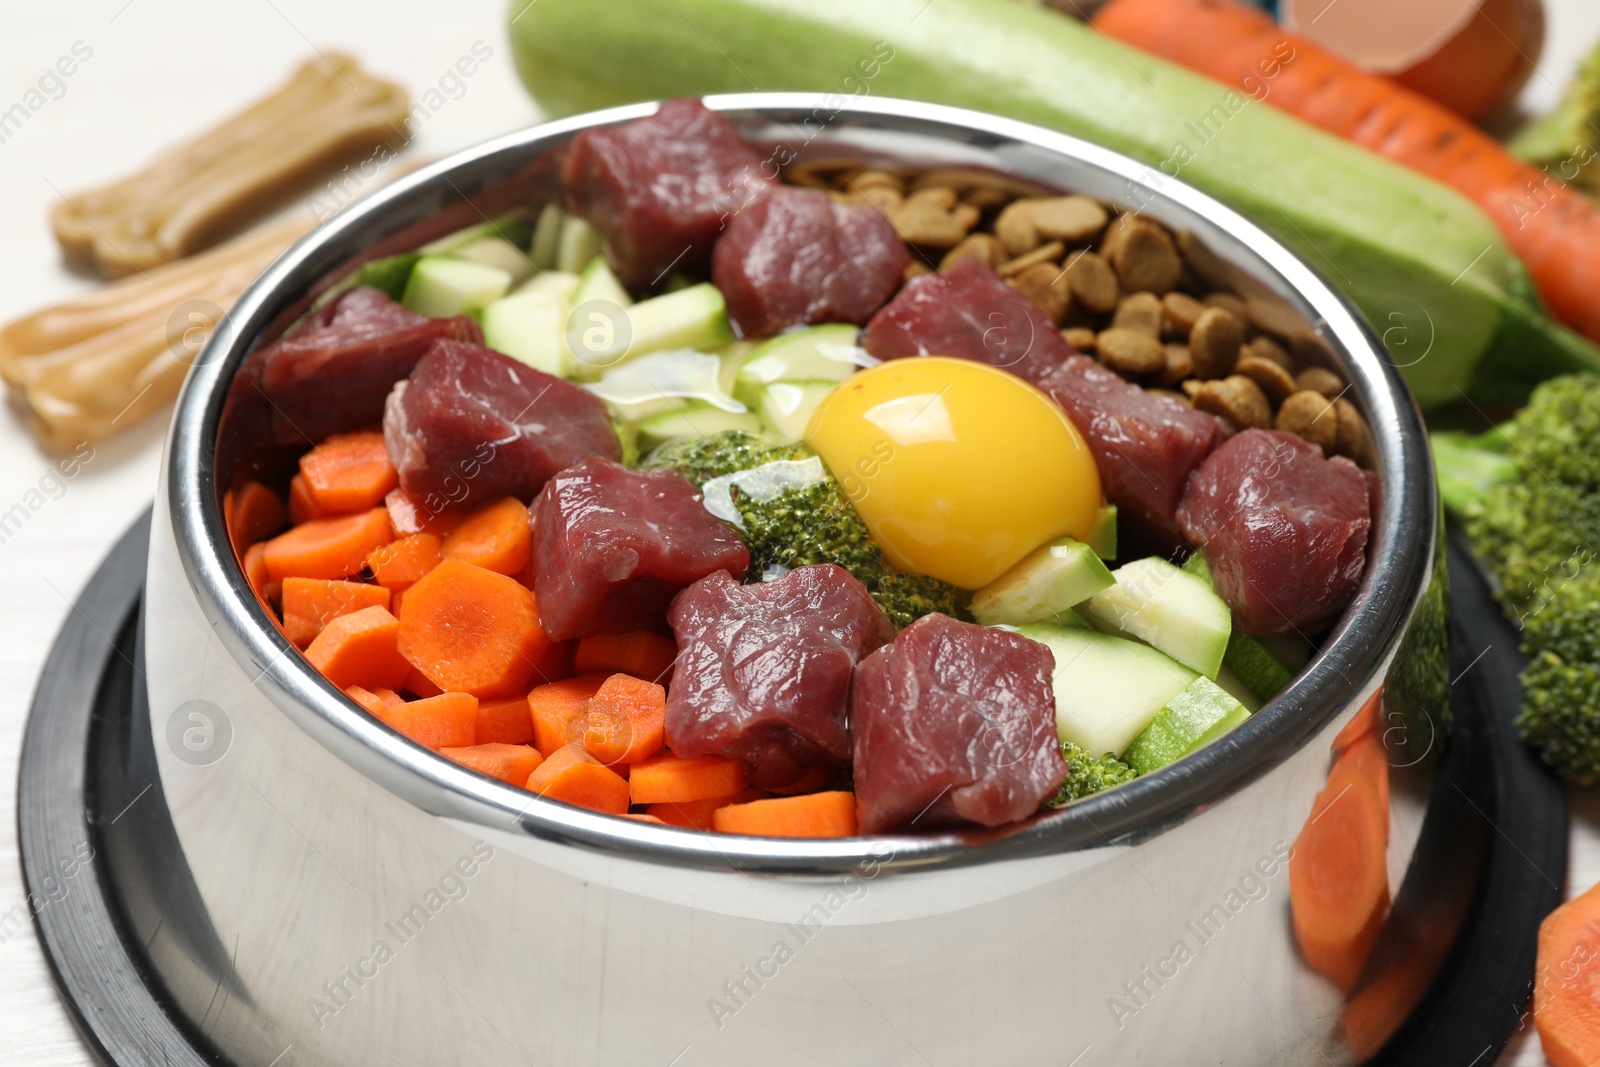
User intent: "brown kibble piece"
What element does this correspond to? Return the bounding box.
[1291,332,1339,369]
[1009,263,1072,325]
[1028,196,1109,244]
[1205,292,1250,323]
[1175,230,1236,293]
[1181,379,1206,399]
[994,200,1042,257]
[784,157,859,188]
[1112,292,1163,336]
[1096,328,1167,376]
[1242,335,1295,372]
[1194,376,1273,429]
[1158,343,1194,387]
[1161,291,1206,336]
[998,241,1066,277]
[1333,398,1378,469]
[1062,327,1097,352]
[1276,390,1340,453]
[1062,251,1120,315]
[850,169,903,193]
[1189,307,1246,378]
[1106,217,1183,295]
[1295,366,1345,398]
[52,54,409,277]
[963,186,1011,210]
[940,233,1004,272]
[1235,355,1298,406]
[1244,294,1311,343]
[889,188,981,249]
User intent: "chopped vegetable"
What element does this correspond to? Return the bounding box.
[1511,38,1600,200]
[371,691,479,750]
[441,497,533,576]
[629,751,748,804]
[711,790,858,838]
[647,788,769,830]
[528,675,609,756]
[1047,742,1138,806]
[474,694,538,746]
[440,742,544,785]
[281,577,391,647]
[525,742,631,814]
[224,481,287,556]
[395,559,549,698]
[1534,878,1600,1066]
[299,431,399,514]
[366,533,443,591]
[572,631,677,682]
[262,507,393,582]
[583,673,666,767]
[305,605,411,691]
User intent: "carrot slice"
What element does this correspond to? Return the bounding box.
[345,685,405,717]
[647,788,770,831]
[242,542,274,613]
[305,605,411,692]
[367,533,442,591]
[629,752,747,805]
[476,693,537,746]
[768,765,836,796]
[396,558,550,698]
[583,673,666,767]
[288,473,329,525]
[403,665,443,699]
[300,431,398,514]
[525,743,630,815]
[440,742,544,785]
[385,487,463,538]
[573,631,678,683]
[528,674,609,755]
[1289,734,1392,992]
[713,791,858,838]
[281,577,390,647]
[226,481,287,556]
[1535,879,1600,1067]
[370,691,478,749]
[442,497,533,576]
[262,508,393,582]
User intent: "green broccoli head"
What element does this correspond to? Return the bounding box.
[1502,374,1600,488]
[1465,480,1600,616]
[1047,741,1138,806]
[1521,569,1600,666]
[1517,651,1600,788]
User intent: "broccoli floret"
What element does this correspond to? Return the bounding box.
[1465,481,1600,617]
[1517,651,1600,788]
[647,431,970,629]
[1047,742,1138,806]
[1509,40,1600,199]
[1521,571,1600,666]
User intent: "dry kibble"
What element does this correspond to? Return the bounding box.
[1194,375,1273,429]
[1244,294,1310,343]
[1333,398,1378,469]
[834,184,902,213]
[1161,291,1206,336]
[1295,366,1345,398]
[1181,379,1206,399]
[851,169,903,193]
[1242,335,1295,372]
[940,232,1004,272]
[1112,292,1163,336]
[1063,327,1097,352]
[1291,332,1339,369]
[1205,292,1250,322]
[1062,251,1121,315]
[963,186,1011,210]
[1176,229,1235,293]
[1276,390,1340,453]
[1234,355,1298,406]
[889,187,981,249]
[1189,307,1246,378]
[994,200,1042,257]
[1009,262,1071,325]
[1158,343,1194,386]
[1096,328,1167,376]
[1029,196,1109,243]
[1106,217,1183,295]
[998,240,1066,277]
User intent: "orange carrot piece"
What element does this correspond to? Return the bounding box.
[1289,735,1391,992]
[305,605,411,692]
[583,673,666,767]
[442,497,533,576]
[440,742,544,785]
[281,577,391,647]
[629,752,748,805]
[385,487,463,538]
[396,558,550,698]
[300,431,398,514]
[768,765,836,796]
[370,691,478,749]
[403,665,443,699]
[288,473,329,525]
[573,631,677,683]
[345,685,406,717]
[528,674,609,755]
[1092,0,1600,346]
[242,542,274,612]
[367,533,442,591]
[525,743,631,815]
[713,791,858,838]
[1535,879,1600,1067]
[262,507,393,582]
[226,481,287,557]
[476,693,537,746]
[647,788,769,831]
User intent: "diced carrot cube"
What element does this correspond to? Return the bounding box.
[442,497,533,576]
[528,674,608,755]
[629,752,747,805]
[305,605,410,691]
[440,742,544,785]
[525,743,630,815]
[583,673,666,767]
[573,631,677,683]
[281,577,391,647]
[476,694,537,746]
[712,791,858,838]
[370,691,478,749]
[300,431,399,514]
[262,508,393,581]
[367,533,442,591]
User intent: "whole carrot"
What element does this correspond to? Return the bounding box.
[1094,0,1600,347]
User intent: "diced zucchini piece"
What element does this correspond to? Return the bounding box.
[716,340,758,397]
[758,380,838,444]
[1215,664,1263,714]
[572,256,633,309]
[1222,632,1309,703]
[971,537,1115,625]
[514,269,581,301]
[401,256,512,319]
[569,283,733,381]
[453,237,536,286]
[1079,557,1232,679]
[419,216,532,256]
[1086,504,1117,561]
[529,203,565,271]
[583,348,747,425]
[556,216,603,273]
[353,253,420,300]
[1183,550,1211,581]
[733,324,864,406]
[1020,623,1199,758]
[481,289,572,377]
[1122,676,1250,775]
[637,404,764,451]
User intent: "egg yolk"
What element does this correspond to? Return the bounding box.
[805,357,1102,589]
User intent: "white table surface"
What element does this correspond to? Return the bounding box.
[1,2,1597,1064]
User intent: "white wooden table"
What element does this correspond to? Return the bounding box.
[0,3,1595,1064]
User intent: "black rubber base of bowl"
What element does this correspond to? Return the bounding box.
[14,513,1568,1066]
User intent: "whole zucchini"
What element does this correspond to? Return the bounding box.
[507,0,1600,410]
